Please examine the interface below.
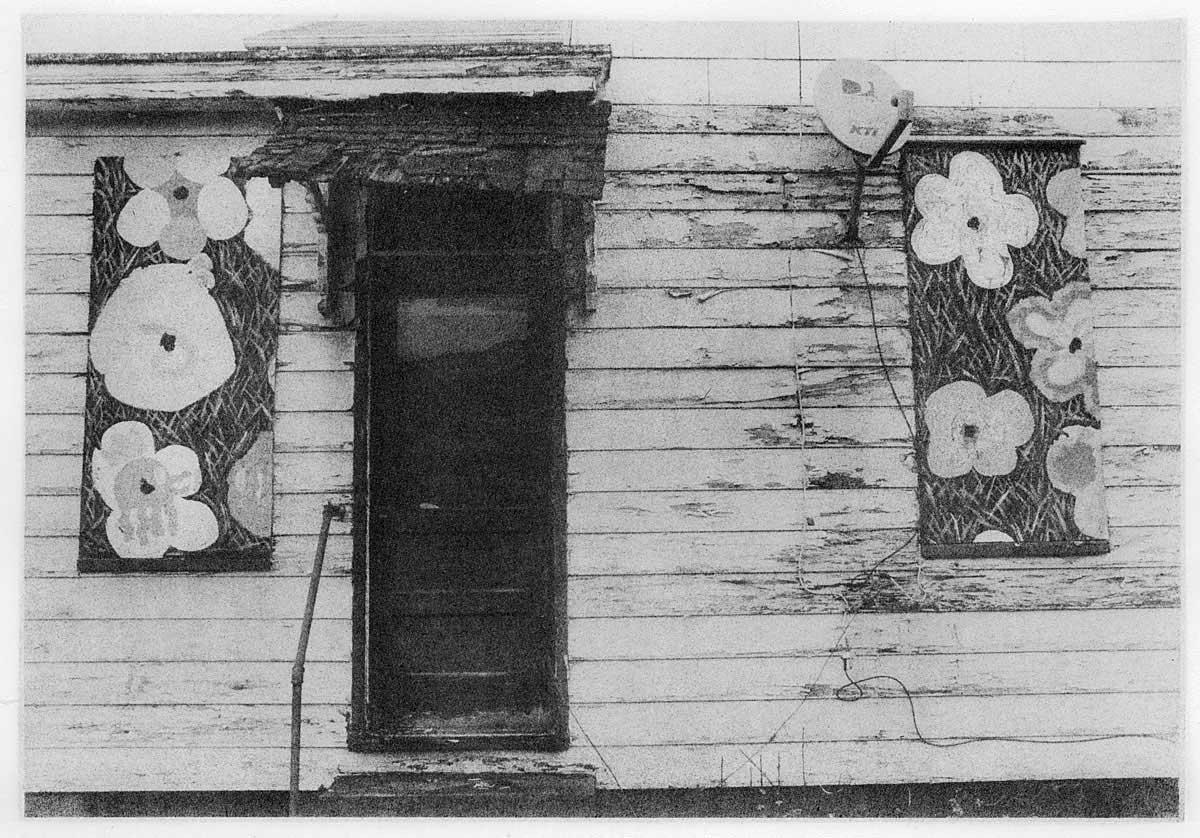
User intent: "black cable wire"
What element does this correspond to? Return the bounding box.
[854,244,915,442]
[834,656,1171,748]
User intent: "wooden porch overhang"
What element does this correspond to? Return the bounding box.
[229,93,612,199]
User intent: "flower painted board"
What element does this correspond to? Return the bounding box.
[78,157,280,572]
[901,141,1109,557]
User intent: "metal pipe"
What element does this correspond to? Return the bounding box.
[290,501,346,817]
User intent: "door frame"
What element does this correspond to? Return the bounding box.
[343,181,572,752]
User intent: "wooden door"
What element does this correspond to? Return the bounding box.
[356,186,567,749]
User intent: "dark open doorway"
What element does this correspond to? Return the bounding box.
[349,183,577,750]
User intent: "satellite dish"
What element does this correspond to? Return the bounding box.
[814,59,912,158]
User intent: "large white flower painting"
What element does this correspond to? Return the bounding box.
[90,254,235,412]
[910,150,1039,289]
[117,153,249,260]
[91,421,219,558]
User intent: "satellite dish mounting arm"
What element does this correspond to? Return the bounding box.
[842,89,914,246]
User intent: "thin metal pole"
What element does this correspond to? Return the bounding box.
[290,501,344,817]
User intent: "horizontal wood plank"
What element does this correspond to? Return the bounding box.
[796,21,1183,63]
[567,488,916,533]
[592,209,1178,251]
[25,370,354,414]
[559,736,1179,789]
[567,565,1179,617]
[25,134,269,176]
[605,133,1180,174]
[595,171,1179,213]
[569,648,1178,703]
[26,492,353,537]
[25,704,350,750]
[568,607,1180,660]
[26,314,1176,374]
[25,577,350,620]
[798,60,1182,109]
[565,445,1177,493]
[23,692,1176,751]
[24,534,353,578]
[21,736,1178,792]
[569,691,1178,747]
[24,618,351,662]
[25,412,354,455]
[26,55,605,102]
[565,367,1177,410]
[607,104,1181,137]
[590,248,1178,290]
[565,405,1177,451]
[566,486,1177,534]
[25,661,349,706]
[566,526,1178,576]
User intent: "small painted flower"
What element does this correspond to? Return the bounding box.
[90,255,235,412]
[911,150,1039,289]
[1046,425,1107,539]
[923,381,1034,478]
[91,421,219,558]
[117,152,249,260]
[1006,282,1099,412]
[973,530,1015,543]
[1045,167,1086,259]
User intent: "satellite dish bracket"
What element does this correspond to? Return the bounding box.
[842,89,914,246]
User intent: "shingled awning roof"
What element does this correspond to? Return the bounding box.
[231,92,611,199]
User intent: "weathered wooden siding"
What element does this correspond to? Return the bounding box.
[561,18,1182,791]
[24,19,1181,793]
[23,114,362,792]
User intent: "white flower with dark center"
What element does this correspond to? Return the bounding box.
[90,255,235,412]
[911,150,1039,289]
[923,381,1034,478]
[91,421,218,558]
[117,153,249,260]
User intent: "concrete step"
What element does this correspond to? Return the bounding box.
[302,771,597,817]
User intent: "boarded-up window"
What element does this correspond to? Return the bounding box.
[901,141,1109,557]
[78,156,279,572]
